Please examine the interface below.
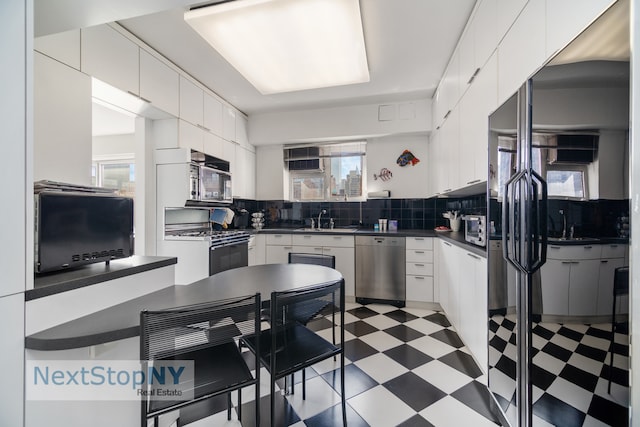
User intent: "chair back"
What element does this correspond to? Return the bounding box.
[139,294,261,420]
[271,279,343,328]
[614,266,629,297]
[288,252,336,268]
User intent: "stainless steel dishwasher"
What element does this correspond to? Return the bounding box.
[355,235,406,307]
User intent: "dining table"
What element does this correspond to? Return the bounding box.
[25,263,344,351]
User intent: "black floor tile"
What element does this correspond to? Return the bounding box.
[307,317,334,332]
[540,341,573,362]
[383,344,433,370]
[423,312,451,327]
[493,392,512,412]
[384,324,425,342]
[320,364,378,399]
[177,394,229,426]
[438,350,483,378]
[450,380,502,424]
[343,320,379,337]
[533,393,586,427]
[500,316,516,331]
[600,364,630,387]
[559,364,599,392]
[383,372,447,411]
[586,394,629,427]
[489,334,507,353]
[429,328,464,348]
[343,338,378,362]
[532,324,555,340]
[304,403,369,427]
[239,392,300,427]
[585,326,611,340]
[396,414,436,427]
[385,309,419,323]
[557,326,583,342]
[488,318,500,333]
[348,306,379,319]
[495,355,517,380]
[575,343,607,362]
[531,364,556,391]
[508,332,516,345]
[612,341,630,357]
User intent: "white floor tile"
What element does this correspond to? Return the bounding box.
[359,330,404,352]
[364,303,398,314]
[407,335,456,359]
[582,415,614,427]
[532,351,565,376]
[348,385,415,427]
[403,317,443,335]
[420,395,498,427]
[567,352,605,375]
[546,377,594,412]
[285,376,341,420]
[487,368,515,402]
[549,333,579,351]
[360,314,400,330]
[402,307,435,317]
[412,360,472,394]
[579,334,610,351]
[354,353,408,384]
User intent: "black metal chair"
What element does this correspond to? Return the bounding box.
[608,266,629,393]
[140,294,261,427]
[242,279,346,427]
[288,252,336,269]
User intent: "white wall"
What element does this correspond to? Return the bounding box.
[34,52,92,185]
[0,0,30,425]
[366,134,429,199]
[92,133,135,157]
[249,99,430,145]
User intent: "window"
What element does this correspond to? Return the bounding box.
[92,157,135,198]
[547,168,586,199]
[286,142,366,201]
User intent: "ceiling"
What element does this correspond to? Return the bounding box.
[35,0,476,116]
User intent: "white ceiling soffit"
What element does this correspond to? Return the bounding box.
[34,0,197,37]
[92,101,136,137]
[118,0,475,114]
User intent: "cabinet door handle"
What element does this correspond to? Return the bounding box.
[610,245,618,248]
[601,260,609,263]
[414,276,425,280]
[572,261,580,264]
[549,246,561,249]
[443,242,452,247]
[415,263,425,267]
[324,248,332,252]
[284,246,292,250]
[467,253,481,260]
[314,247,323,251]
[414,238,424,241]
[561,261,572,264]
[303,236,311,239]
[584,246,593,249]
[415,251,425,254]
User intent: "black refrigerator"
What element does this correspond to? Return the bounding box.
[486,2,631,426]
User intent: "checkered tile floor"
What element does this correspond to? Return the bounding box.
[176,303,502,427]
[489,314,629,427]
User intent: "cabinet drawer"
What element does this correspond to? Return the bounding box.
[265,234,292,245]
[547,244,602,260]
[292,234,324,247]
[406,275,434,302]
[406,249,433,263]
[601,243,626,259]
[406,237,433,250]
[406,262,434,276]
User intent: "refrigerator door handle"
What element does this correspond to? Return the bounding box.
[529,169,547,273]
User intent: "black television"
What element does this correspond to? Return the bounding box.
[35,191,134,274]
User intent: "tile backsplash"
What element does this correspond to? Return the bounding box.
[234,194,487,230]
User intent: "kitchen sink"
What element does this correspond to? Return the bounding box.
[294,228,357,233]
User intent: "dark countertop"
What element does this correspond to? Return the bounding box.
[28,256,178,301]
[25,264,342,351]
[255,228,487,257]
[489,234,629,246]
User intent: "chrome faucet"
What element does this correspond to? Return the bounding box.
[317,209,327,230]
[559,209,567,239]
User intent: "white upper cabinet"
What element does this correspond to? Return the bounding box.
[178,119,204,152]
[473,0,498,69]
[203,132,224,159]
[223,105,237,142]
[203,92,223,136]
[458,21,476,97]
[139,49,179,117]
[179,76,204,127]
[34,29,81,70]
[236,114,250,148]
[81,25,139,96]
[546,0,615,59]
[497,0,546,104]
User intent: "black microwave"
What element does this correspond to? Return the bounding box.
[34,191,134,274]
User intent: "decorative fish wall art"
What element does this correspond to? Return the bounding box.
[397,149,420,166]
[373,168,393,181]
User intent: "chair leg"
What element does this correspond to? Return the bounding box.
[238,389,242,421]
[227,392,232,420]
[271,376,276,427]
[302,369,306,400]
[609,297,617,394]
[341,351,347,426]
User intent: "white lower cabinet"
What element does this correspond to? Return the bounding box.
[436,239,487,372]
[248,234,266,266]
[406,237,434,302]
[540,243,628,317]
[291,234,355,297]
[265,233,293,264]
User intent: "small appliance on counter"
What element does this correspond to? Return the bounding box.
[463,215,486,247]
[34,183,134,274]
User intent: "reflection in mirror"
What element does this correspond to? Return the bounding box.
[487,1,630,425]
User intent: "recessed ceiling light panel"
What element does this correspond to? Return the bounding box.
[185,0,370,94]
